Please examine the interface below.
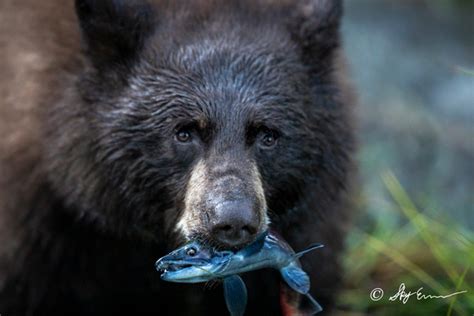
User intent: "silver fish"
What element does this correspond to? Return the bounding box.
[155,231,323,315]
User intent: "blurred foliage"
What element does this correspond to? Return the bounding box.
[338,0,473,314]
[337,172,474,315]
[431,0,474,8]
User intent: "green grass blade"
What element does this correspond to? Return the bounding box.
[382,171,461,286]
[446,262,471,316]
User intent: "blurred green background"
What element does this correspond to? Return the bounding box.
[338,0,474,315]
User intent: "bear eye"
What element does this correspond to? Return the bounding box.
[186,247,197,256]
[259,129,278,148]
[175,128,192,143]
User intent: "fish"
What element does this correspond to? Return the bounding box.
[155,231,324,315]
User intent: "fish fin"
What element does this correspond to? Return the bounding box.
[223,275,247,316]
[240,231,267,257]
[292,243,324,259]
[280,265,310,294]
[303,293,323,315]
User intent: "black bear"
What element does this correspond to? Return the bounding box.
[0,0,355,315]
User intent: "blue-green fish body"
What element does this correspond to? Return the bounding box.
[155,231,323,315]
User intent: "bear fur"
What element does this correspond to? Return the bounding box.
[0,0,355,315]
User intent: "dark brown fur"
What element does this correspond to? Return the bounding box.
[0,1,355,315]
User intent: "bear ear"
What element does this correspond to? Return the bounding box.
[288,0,343,66]
[75,0,156,71]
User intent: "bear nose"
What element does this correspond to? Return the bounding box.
[210,200,259,248]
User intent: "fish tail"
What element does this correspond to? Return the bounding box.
[304,293,323,314]
[292,244,324,259]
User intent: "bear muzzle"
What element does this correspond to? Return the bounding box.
[208,198,260,248]
[179,159,268,249]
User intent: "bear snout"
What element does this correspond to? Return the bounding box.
[178,159,268,248]
[209,199,260,248]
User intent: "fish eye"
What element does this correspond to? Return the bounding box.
[186,247,197,256]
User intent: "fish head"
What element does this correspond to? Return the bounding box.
[155,241,234,282]
[155,241,211,271]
